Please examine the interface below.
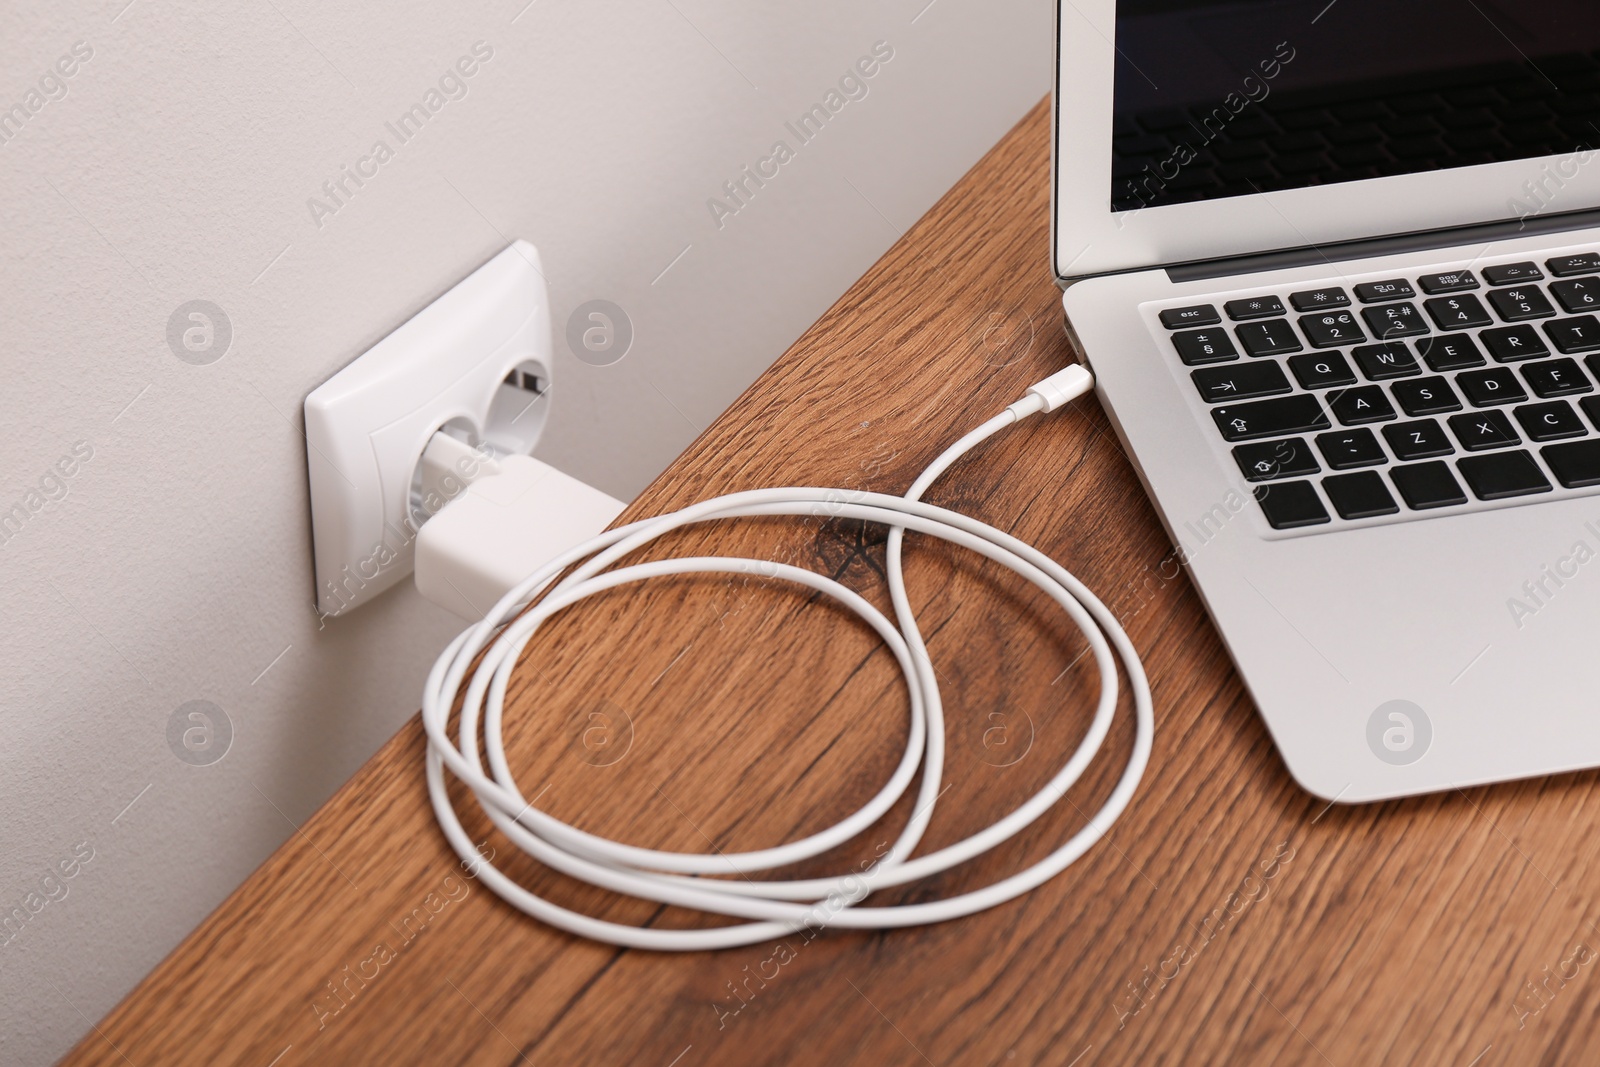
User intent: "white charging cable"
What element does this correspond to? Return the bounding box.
[421,363,1153,950]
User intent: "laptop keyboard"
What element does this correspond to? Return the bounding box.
[1154,253,1600,532]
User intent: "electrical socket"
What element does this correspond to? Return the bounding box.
[304,240,553,618]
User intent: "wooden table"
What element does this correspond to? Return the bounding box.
[63,98,1600,1067]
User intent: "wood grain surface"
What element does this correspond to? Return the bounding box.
[60,97,1600,1067]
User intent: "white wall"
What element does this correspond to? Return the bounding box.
[0,1,1051,1062]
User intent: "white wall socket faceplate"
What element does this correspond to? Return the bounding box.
[304,240,553,618]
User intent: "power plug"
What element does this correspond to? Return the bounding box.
[413,437,626,620]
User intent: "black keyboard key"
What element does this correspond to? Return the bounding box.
[1355,278,1415,302]
[1233,438,1321,481]
[1253,481,1330,529]
[1487,286,1556,321]
[1484,262,1544,286]
[1551,278,1600,313]
[1449,409,1521,450]
[1298,311,1364,348]
[1547,253,1600,277]
[1423,293,1493,330]
[1383,419,1454,460]
[1351,342,1421,380]
[1541,439,1600,487]
[1523,358,1592,397]
[1456,367,1528,406]
[1513,400,1587,441]
[1212,394,1330,440]
[1418,270,1479,293]
[1191,361,1292,403]
[1322,471,1399,519]
[1545,316,1600,353]
[1289,287,1350,311]
[1288,351,1356,389]
[1326,385,1396,424]
[1315,428,1387,469]
[1160,304,1220,329]
[1360,302,1428,339]
[1172,328,1238,365]
[1254,479,1331,531]
[1480,325,1550,362]
[1416,334,1485,371]
[1225,295,1286,320]
[1390,375,1460,415]
[1390,460,1468,509]
[1457,450,1552,499]
[1579,394,1600,430]
[1235,319,1303,356]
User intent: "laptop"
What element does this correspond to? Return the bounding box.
[1054,0,1600,801]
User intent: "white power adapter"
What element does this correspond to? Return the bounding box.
[413,432,625,619]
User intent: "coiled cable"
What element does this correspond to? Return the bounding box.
[421,363,1153,950]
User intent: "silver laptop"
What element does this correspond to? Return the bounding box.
[1054,0,1600,801]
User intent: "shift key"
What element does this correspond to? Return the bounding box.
[1212,394,1331,440]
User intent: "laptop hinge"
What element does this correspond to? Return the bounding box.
[1165,207,1600,284]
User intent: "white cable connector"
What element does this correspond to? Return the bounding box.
[421,361,1153,950]
[1009,361,1093,417]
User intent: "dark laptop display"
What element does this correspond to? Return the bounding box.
[1111,0,1600,211]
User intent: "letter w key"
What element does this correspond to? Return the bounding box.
[1352,342,1421,380]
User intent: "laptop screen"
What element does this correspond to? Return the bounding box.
[1111,0,1600,212]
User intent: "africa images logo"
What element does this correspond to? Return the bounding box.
[305,42,495,229]
[705,41,895,230]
